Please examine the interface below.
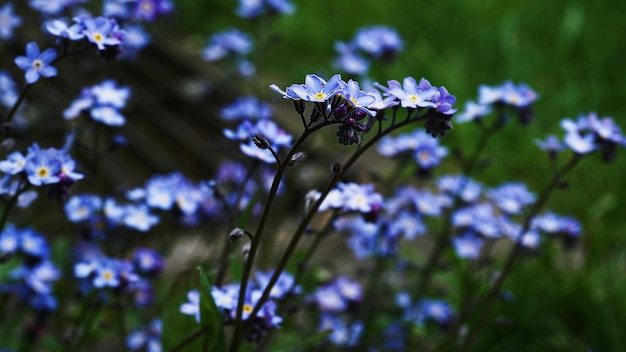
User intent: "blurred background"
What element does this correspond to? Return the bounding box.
[2,0,626,350]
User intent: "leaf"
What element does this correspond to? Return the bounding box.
[271,330,331,352]
[197,266,227,352]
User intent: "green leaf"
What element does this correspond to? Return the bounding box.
[197,266,227,351]
[271,330,331,352]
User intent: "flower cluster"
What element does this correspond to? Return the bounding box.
[0,225,60,311]
[73,247,163,306]
[202,29,254,76]
[378,129,449,174]
[309,277,364,347]
[236,0,295,18]
[560,112,626,162]
[0,143,82,201]
[63,80,131,126]
[334,26,403,76]
[456,81,538,125]
[48,15,125,57]
[181,270,297,342]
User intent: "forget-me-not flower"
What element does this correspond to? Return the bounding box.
[14,42,58,84]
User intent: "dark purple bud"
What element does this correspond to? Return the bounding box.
[352,109,367,121]
[334,105,348,119]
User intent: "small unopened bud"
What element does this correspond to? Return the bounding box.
[229,228,246,243]
[331,162,342,174]
[251,134,270,149]
[242,243,251,261]
[352,109,367,121]
[305,190,321,214]
[288,151,307,167]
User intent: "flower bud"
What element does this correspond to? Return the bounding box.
[229,228,246,243]
[333,105,348,119]
[252,134,270,149]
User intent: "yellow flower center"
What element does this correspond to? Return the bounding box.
[408,95,418,103]
[313,92,326,101]
[37,167,50,178]
[93,33,104,43]
[102,270,113,280]
[243,304,253,314]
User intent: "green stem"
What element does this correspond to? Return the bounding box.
[243,110,428,341]
[457,154,582,351]
[169,329,202,352]
[229,120,336,351]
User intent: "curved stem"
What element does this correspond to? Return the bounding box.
[243,111,427,339]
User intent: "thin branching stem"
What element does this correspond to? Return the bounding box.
[457,153,582,351]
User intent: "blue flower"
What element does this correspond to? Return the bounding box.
[20,228,50,258]
[122,204,160,232]
[0,151,26,175]
[343,79,377,116]
[202,29,252,61]
[0,224,20,254]
[379,77,437,109]
[126,319,161,352]
[432,87,457,115]
[487,182,535,215]
[255,270,299,299]
[46,19,86,40]
[91,80,130,108]
[221,96,272,121]
[120,25,151,59]
[318,314,363,347]
[436,174,483,203]
[288,74,343,103]
[14,42,58,84]
[237,0,295,18]
[80,16,123,50]
[418,299,454,325]
[24,144,62,186]
[65,194,102,223]
[180,290,201,322]
[132,0,174,21]
[0,4,22,39]
[211,284,239,311]
[28,0,79,15]
[133,248,164,275]
[452,203,502,238]
[452,232,484,259]
[455,101,492,123]
[535,135,564,153]
[354,26,403,59]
